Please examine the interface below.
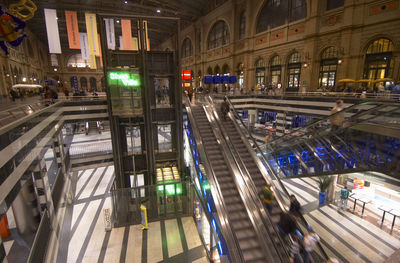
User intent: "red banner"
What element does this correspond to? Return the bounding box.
[65,10,80,49]
[121,19,133,51]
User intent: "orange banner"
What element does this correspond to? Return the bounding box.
[98,34,103,67]
[121,19,133,51]
[65,10,80,49]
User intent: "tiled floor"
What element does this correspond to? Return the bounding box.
[282,177,400,263]
[57,166,208,263]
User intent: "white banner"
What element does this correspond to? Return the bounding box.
[104,18,115,50]
[79,33,90,60]
[119,36,123,50]
[44,9,61,54]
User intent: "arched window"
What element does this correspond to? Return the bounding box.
[270,56,281,85]
[80,77,88,90]
[239,11,246,40]
[364,38,394,84]
[319,47,338,90]
[67,54,89,68]
[222,64,230,75]
[287,52,301,91]
[256,0,306,33]
[207,21,230,50]
[207,67,213,75]
[90,77,97,91]
[214,65,220,75]
[181,38,193,58]
[255,58,265,85]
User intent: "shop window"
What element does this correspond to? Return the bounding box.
[126,126,141,154]
[239,11,246,40]
[207,20,230,50]
[327,0,344,11]
[67,54,89,68]
[318,47,338,90]
[181,38,193,58]
[237,63,244,87]
[157,124,172,152]
[270,55,281,86]
[287,52,301,91]
[364,38,394,85]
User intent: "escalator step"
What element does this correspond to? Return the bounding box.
[219,182,236,190]
[235,228,256,240]
[226,203,244,212]
[231,220,252,230]
[242,248,264,262]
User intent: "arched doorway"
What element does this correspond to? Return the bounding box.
[255,58,265,86]
[318,47,338,90]
[364,38,394,85]
[269,56,281,86]
[80,77,88,91]
[90,77,97,91]
[287,52,301,92]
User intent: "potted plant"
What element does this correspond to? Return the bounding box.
[318,176,333,205]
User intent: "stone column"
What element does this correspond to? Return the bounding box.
[328,174,338,202]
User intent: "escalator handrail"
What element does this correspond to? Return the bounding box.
[184,95,244,263]
[224,96,330,261]
[206,96,290,262]
[257,101,389,149]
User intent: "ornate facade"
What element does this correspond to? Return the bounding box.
[161,0,400,92]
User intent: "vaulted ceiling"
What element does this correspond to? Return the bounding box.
[6,0,209,51]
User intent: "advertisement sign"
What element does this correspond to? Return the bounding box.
[103,208,112,231]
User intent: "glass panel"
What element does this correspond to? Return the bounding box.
[208,21,230,50]
[256,68,265,85]
[154,78,170,108]
[270,56,281,66]
[288,53,301,63]
[157,124,172,152]
[321,47,338,59]
[270,69,281,85]
[367,39,394,54]
[126,126,141,154]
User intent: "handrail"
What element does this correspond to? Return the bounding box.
[205,95,289,262]
[224,95,330,261]
[184,94,244,262]
[258,101,387,149]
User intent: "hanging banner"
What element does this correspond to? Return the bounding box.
[44,9,61,54]
[89,55,97,69]
[79,33,89,60]
[85,13,99,56]
[121,19,133,51]
[104,18,115,50]
[98,34,103,67]
[119,36,124,50]
[65,10,80,49]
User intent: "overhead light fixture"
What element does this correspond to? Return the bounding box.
[124,0,128,3]
[54,68,57,71]
[156,9,161,13]
[116,19,120,23]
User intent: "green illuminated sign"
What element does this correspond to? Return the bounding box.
[157,184,182,195]
[108,72,140,87]
[203,182,210,190]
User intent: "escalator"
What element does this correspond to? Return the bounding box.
[191,105,273,262]
[252,101,400,178]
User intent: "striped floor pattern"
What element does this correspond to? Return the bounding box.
[57,166,208,263]
[282,177,400,263]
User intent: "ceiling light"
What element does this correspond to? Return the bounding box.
[124,0,128,3]
[116,19,120,23]
[156,9,161,13]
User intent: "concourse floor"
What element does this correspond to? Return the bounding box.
[282,176,400,263]
[57,166,208,263]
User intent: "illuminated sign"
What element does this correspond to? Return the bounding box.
[184,82,191,88]
[108,72,140,86]
[157,184,182,195]
[181,70,191,80]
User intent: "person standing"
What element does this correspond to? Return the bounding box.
[289,233,303,263]
[259,184,274,214]
[339,185,350,210]
[330,100,344,131]
[220,97,230,121]
[289,194,302,217]
[303,225,320,263]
